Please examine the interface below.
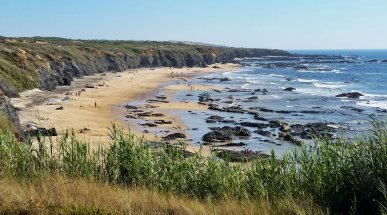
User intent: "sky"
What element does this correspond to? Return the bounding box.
[0,0,386,50]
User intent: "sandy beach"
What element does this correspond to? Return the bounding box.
[11,63,240,150]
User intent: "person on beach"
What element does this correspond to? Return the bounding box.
[94,101,97,108]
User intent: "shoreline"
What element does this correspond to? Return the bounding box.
[11,63,240,149]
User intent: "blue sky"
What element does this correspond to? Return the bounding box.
[0,0,386,49]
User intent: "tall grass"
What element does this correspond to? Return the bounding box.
[0,122,386,214]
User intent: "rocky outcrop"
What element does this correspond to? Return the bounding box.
[335,92,364,99]
[0,95,22,135]
[202,126,251,142]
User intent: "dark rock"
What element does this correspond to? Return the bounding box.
[227,88,251,93]
[341,106,364,112]
[278,132,303,146]
[298,122,338,140]
[55,106,64,110]
[210,126,251,137]
[335,92,364,99]
[141,123,158,127]
[283,87,296,91]
[216,149,269,162]
[293,65,309,70]
[240,122,268,129]
[154,120,172,125]
[209,105,246,113]
[147,99,169,103]
[254,130,272,137]
[124,105,139,109]
[290,124,305,134]
[202,130,234,142]
[151,113,165,117]
[218,142,247,147]
[206,115,224,123]
[125,114,137,119]
[162,133,186,140]
[247,96,258,100]
[220,119,236,123]
[198,92,214,103]
[268,120,283,128]
[219,77,231,82]
[156,95,167,100]
[30,127,58,137]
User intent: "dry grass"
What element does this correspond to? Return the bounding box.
[0,175,324,215]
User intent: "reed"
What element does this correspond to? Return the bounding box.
[0,121,385,214]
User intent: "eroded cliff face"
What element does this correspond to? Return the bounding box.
[33,49,288,92]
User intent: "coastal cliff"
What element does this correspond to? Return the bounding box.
[0,37,289,97]
[0,37,289,132]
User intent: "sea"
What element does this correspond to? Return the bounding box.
[130,50,387,155]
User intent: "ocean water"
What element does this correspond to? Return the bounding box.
[126,50,387,156]
[171,50,387,155]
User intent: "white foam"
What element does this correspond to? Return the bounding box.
[362,93,387,98]
[313,82,346,90]
[241,83,250,89]
[356,100,387,110]
[297,78,319,83]
[269,74,284,78]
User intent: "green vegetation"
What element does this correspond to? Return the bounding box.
[0,114,14,133]
[0,122,386,214]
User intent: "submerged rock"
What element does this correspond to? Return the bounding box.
[335,92,364,99]
[283,87,296,91]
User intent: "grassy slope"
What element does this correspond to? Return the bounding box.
[0,122,386,214]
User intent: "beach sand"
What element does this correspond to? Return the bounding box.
[11,63,239,151]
